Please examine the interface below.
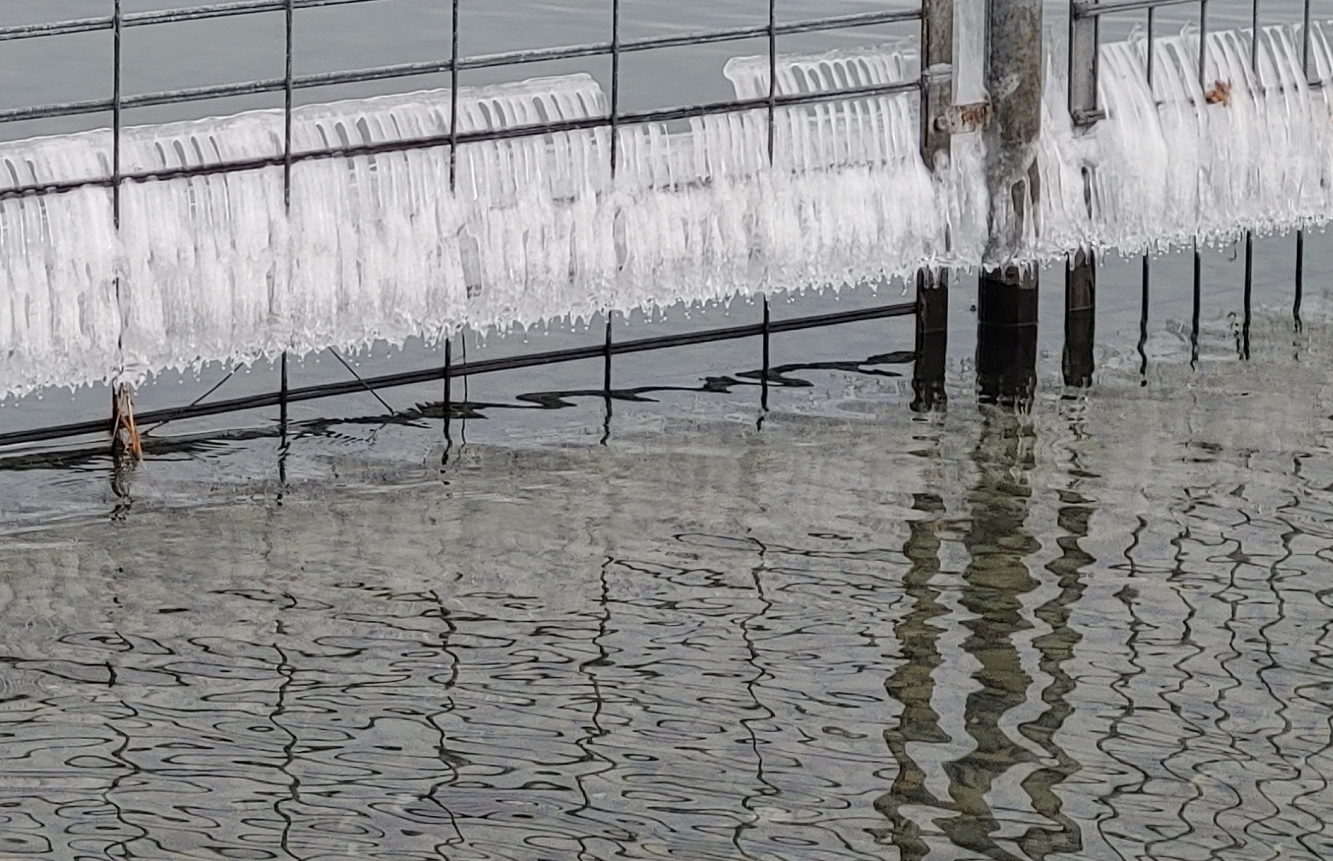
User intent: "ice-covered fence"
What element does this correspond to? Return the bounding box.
[4,5,1333,404]
[1040,22,1333,256]
[1,53,945,401]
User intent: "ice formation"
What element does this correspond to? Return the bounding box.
[1,23,1332,399]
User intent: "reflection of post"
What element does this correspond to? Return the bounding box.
[1063,250,1095,388]
[912,0,953,412]
[977,0,1042,408]
[875,491,948,858]
[977,268,1037,407]
[943,412,1039,857]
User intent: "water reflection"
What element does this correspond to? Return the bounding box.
[4,355,1333,859]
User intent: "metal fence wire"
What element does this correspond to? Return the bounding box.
[0,0,924,202]
[0,0,1325,451]
[0,0,936,450]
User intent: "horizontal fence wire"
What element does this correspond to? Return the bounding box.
[0,300,916,449]
[0,5,923,202]
[0,81,920,202]
[1073,0,1205,17]
[0,9,921,124]
[0,0,388,41]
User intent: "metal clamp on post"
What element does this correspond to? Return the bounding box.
[920,62,954,167]
[1069,0,1101,129]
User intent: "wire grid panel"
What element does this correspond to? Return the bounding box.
[0,1,928,203]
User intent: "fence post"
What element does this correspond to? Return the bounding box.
[1064,1,1099,386]
[976,0,1043,407]
[1063,249,1095,387]
[912,0,954,413]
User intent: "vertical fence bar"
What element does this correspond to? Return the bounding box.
[761,297,771,415]
[767,0,777,163]
[1138,255,1150,380]
[279,351,289,484]
[609,0,621,177]
[284,0,294,209]
[281,0,294,444]
[912,0,953,413]
[1198,0,1209,85]
[1147,6,1156,89]
[1295,228,1304,329]
[1297,0,1310,328]
[1140,5,1154,382]
[1303,0,1312,80]
[1243,0,1257,360]
[109,0,143,459]
[443,337,453,449]
[112,0,122,232]
[601,314,613,443]
[449,0,460,191]
[1191,1,1207,367]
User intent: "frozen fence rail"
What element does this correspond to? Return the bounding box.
[4,0,1333,450]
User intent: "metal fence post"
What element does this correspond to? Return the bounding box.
[977,0,1043,407]
[1069,3,1101,127]
[912,0,954,413]
[109,0,143,460]
[1065,1,1099,387]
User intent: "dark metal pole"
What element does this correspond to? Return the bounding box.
[283,0,294,210]
[1244,0,1256,360]
[912,0,953,413]
[609,0,621,177]
[448,0,460,191]
[912,269,949,412]
[977,0,1042,408]
[1066,1,1099,388]
[767,0,777,163]
[443,337,453,450]
[1242,232,1252,360]
[1295,228,1305,330]
[1138,255,1149,382]
[1140,5,1154,383]
[279,351,289,484]
[601,314,613,443]
[1192,2,1206,367]
[1063,250,1095,388]
[761,296,771,414]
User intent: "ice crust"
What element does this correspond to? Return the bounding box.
[1,24,1331,399]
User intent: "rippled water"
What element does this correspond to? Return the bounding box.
[4,303,1333,860]
[3,1,1333,857]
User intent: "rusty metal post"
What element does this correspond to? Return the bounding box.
[977,0,1043,408]
[912,0,954,413]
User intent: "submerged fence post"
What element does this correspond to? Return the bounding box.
[1065,2,1099,387]
[976,0,1043,407]
[1063,250,1096,387]
[912,0,954,413]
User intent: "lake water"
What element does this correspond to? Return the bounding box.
[4,1,1333,859]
